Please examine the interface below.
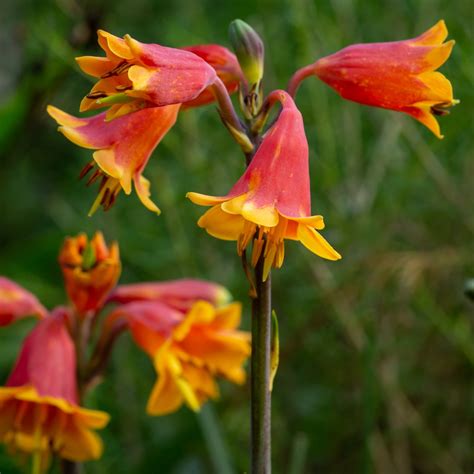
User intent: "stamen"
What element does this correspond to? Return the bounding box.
[99,175,108,191]
[251,237,265,267]
[101,60,131,79]
[86,91,109,100]
[100,188,110,206]
[86,169,103,186]
[79,161,95,179]
[88,176,122,216]
[431,100,459,116]
[115,84,133,92]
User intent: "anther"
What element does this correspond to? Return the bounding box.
[101,61,131,79]
[86,91,109,100]
[79,162,95,179]
[86,169,102,186]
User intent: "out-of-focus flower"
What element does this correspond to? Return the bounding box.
[47,104,179,214]
[187,90,341,281]
[108,278,231,311]
[77,30,217,120]
[0,309,109,462]
[59,232,120,315]
[0,277,46,327]
[110,300,250,415]
[182,44,242,107]
[312,20,457,138]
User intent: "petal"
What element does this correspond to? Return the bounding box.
[146,353,184,415]
[402,104,442,138]
[210,302,242,330]
[133,174,161,214]
[0,277,46,327]
[197,205,245,241]
[412,20,448,46]
[108,279,230,310]
[186,191,228,206]
[97,30,134,60]
[241,202,279,228]
[75,56,116,78]
[416,70,454,103]
[297,224,342,261]
[283,214,325,230]
[423,40,455,71]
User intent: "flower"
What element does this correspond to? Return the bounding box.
[0,309,109,462]
[47,30,224,215]
[0,277,46,327]
[182,44,242,108]
[187,90,341,281]
[110,300,250,415]
[313,20,457,138]
[58,232,120,316]
[76,30,217,120]
[47,104,179,214]
[108,278,232,311]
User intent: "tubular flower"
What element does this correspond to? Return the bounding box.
[47,104,179,214]
[108,278,231,311]
[313,20,457,138]
[76,30,217,120]
[0,309,109,462]
[111,300,250,415]
[187,90,341,281]
[0,277,46,327]
[58,232,120,316]
[182,44,242,107]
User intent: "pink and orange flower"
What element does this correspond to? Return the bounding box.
[312,20,458,138]
[0,309,109,463]
[77,30,217,118]
[1,232,249,463]
[48,31,242,215]
[187,90,341,280]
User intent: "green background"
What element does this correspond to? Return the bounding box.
[0,0,472,472]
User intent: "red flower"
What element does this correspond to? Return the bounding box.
[77,30,217,119]
[312,20,457,138]
[0,309,109,462]
[188,90,341,280]
[47,104,179,214]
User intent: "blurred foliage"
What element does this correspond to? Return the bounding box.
[0,0,473,473]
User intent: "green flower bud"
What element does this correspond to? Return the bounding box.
[229,19,264,89]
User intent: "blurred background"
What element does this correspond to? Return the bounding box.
[0,0,472,472]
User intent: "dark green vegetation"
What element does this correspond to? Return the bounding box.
[0,0,472,472]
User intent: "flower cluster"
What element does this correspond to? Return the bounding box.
[48,21,456,282]
[48,31,241,215]
[0,233,250,466]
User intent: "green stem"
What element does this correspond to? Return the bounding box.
[251,257,272,474]
[31,450,42,474]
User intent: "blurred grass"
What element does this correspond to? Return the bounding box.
[0,0,473,473]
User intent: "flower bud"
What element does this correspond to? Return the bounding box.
[229,19,264,116]
[59,232,121,315]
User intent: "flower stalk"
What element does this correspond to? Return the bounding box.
[251,256,272,474]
